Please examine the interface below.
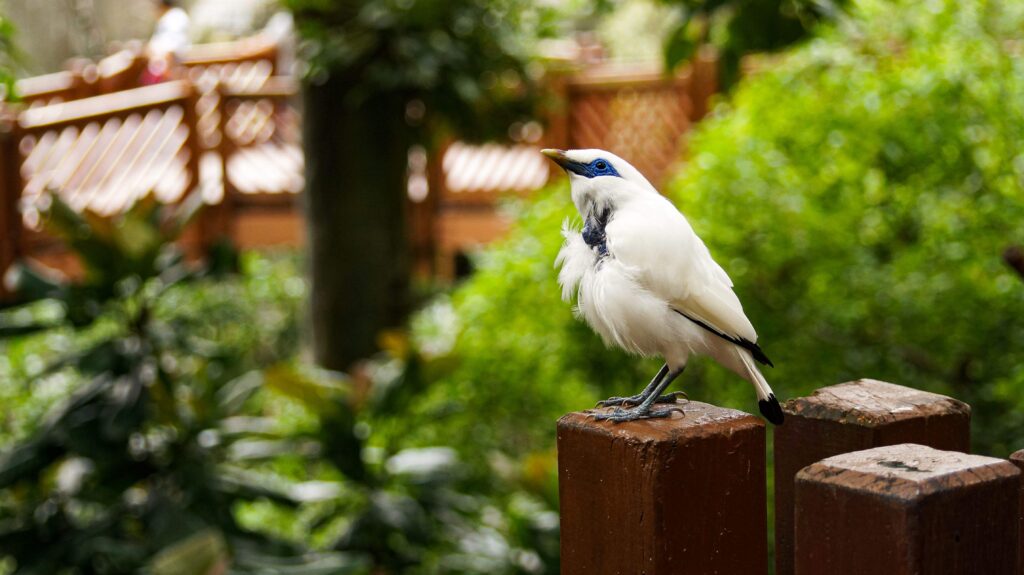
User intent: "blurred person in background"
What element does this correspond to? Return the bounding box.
[142,0,190,84]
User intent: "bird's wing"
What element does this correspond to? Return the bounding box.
[605,193,759,345]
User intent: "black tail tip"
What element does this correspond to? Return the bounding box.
[758,394,785,425]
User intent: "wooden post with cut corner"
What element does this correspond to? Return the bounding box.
[794,443,1020,575]
[774,379,970,575]
[557,402,767,575]
[1010,449,1024,575]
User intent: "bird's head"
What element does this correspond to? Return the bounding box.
[541,148,657,217]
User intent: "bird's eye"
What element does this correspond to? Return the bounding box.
[596,161,607,170]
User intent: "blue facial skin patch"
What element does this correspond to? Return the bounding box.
[563,158,621,179]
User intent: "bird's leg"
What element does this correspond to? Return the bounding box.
[596,364,668,407]
[593,367,686,422]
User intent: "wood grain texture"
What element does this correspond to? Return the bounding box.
[1010,449,1024,575]
[775,379,971,575]
[795,444,1020,575]
[558,402,766,575]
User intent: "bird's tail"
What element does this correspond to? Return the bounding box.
[738,350,785,425]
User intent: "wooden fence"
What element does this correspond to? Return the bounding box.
[0,39,301,296]
[1,43,719,290]
[558,379,1023,574]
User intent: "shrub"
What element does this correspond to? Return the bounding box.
[670,0,1024,454]
[397,0,1024,468]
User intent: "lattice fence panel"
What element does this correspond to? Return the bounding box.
[219,92,304,198]
[569,82,692,187]
[186,58,275,150]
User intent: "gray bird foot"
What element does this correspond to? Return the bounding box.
[591,405,685,423]
[595,394,644,407]
[596,391,688,408]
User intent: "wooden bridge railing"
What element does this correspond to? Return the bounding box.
[205,77,303,249]
[0,37,299,293]
[15,46,149,108]
[557,379,1022,574]
[2,80,202,278]
[0,75,301,294]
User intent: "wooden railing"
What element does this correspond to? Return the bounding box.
[0,38,300,293]
[4,42,719,284]
[0,76,301,293]
[16,46,149,108]
[205,77,303,249]
[558,379,1022,574]
[3,81,201,277]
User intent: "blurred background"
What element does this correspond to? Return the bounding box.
[0,0,1022,573]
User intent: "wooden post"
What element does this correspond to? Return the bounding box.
[774,379,970,575]
[557,402,767,575]
[1011,449,1024,575]
[0,117,22,301]
[795,443,1020,575]
[192,83,232,252]
[689,45,719,121]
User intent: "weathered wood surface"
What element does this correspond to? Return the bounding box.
[557,402,767,575]
[795,443,1020,575]
[774,379,971,575]
[1011,449,1024,575]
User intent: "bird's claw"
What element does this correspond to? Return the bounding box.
[657,391,689,404]
[595,391,688,408]
[590,406,685,423]
[595,394,643,407]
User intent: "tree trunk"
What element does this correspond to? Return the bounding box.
[303,76,411,371]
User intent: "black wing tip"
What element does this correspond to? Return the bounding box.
[672,309,775,367]
[759,394,785,425]
[746,341,774,368]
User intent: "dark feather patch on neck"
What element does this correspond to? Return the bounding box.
[582,206,612,257]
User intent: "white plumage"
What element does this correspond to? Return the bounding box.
[543,148,783,424]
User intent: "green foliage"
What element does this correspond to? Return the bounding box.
[0,195,561,573]
[382,188,656,468]
[0,14,17,101]
[0,197,364,573]
[4,192,208,330]
[670,0,1024,453]
[661,0,844,86]
[282,0,560,141]
[394,0,1024,489]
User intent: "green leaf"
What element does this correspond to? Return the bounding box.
[663,12,696,70]
[3,262,68,304]
[0,436,60,488]
[165,189,206,240]
[148,529,229,575]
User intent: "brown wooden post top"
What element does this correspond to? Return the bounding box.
[774,379,970,575]
[795,443,1020,575]
[558,402,767,575]
[1010,449,1024,575]
[783,378,969,424]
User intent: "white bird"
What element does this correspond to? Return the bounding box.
[542,148,784,425]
